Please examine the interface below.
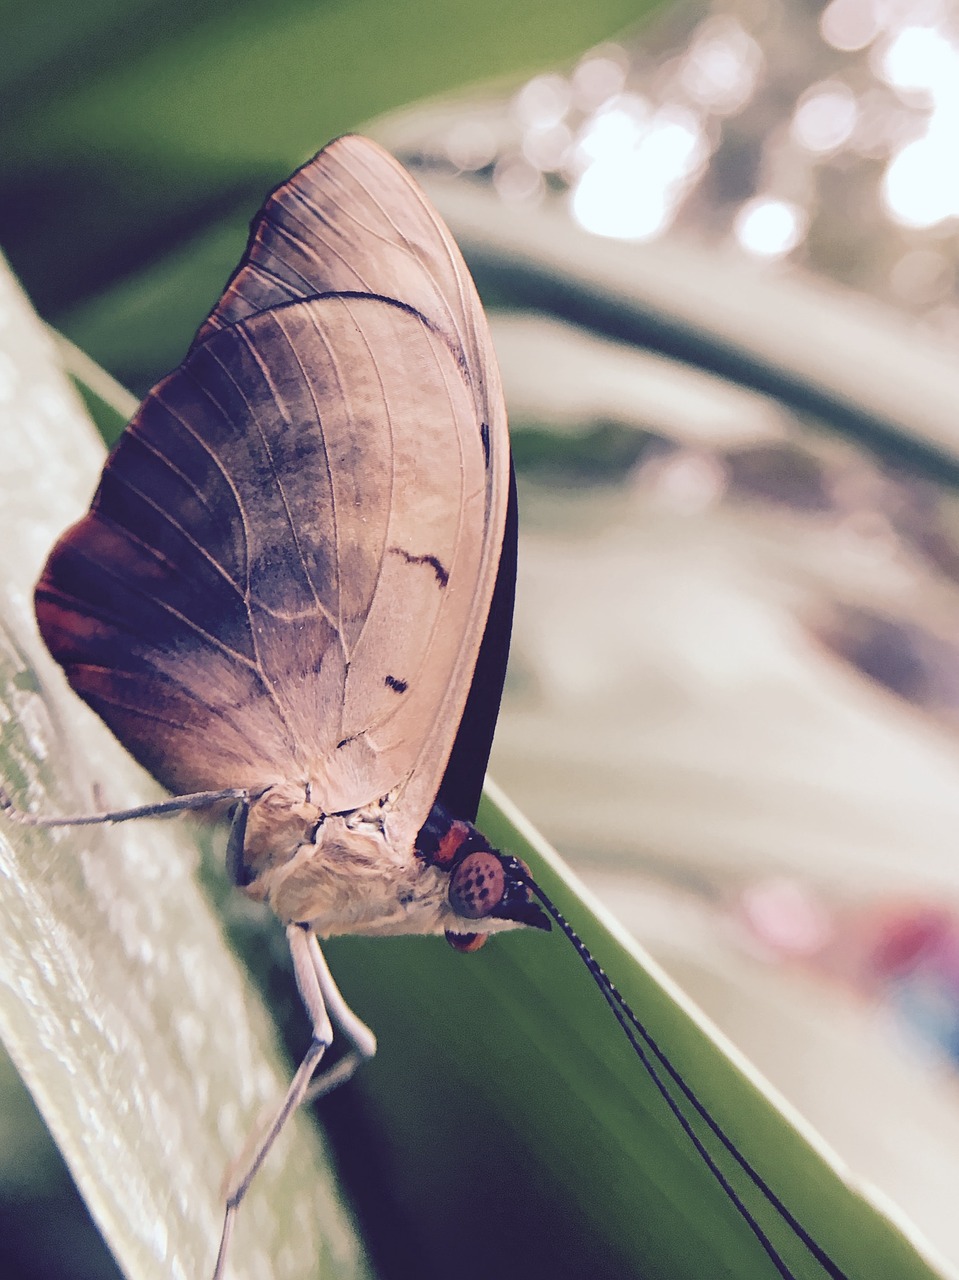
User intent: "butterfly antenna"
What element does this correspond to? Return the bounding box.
[521,874,849,1280]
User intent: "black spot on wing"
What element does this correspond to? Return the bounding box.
[480,421,490,468]
[388,546,449,588]
[384,675,407,693]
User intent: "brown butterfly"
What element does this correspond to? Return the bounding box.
[11,134,537,1274]
[3,136,848,1280]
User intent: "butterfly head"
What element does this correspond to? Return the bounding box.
[417,805,550,951]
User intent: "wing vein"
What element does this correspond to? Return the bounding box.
[98,467,246,599]
[60,538,261,672]
[230,320,340,631]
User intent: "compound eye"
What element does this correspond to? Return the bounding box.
[448,850,506,920]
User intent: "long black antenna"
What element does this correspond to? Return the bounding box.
[519,869,849,1280]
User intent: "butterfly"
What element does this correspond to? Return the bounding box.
[3,135,848,1280]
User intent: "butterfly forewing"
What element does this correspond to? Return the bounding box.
[36,138,508,844]
[195,135,504,454]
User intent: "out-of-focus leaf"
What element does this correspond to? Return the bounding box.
[488,311,792,446]
[0,254,370,1280]
[407,172,959,485]
[49,329,138,439]
[0,0,658,324]
[323,779,949,1280]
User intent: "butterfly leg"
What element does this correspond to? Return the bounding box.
[224,797,251,886]
[302,931,377,1102]
[212,925,375,1279]
[0,785,248,828]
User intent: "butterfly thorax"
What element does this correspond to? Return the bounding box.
[239,783,522,939]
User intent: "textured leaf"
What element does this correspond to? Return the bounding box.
[0,254,370,1280]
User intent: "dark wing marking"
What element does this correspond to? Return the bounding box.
[388,547,449,587]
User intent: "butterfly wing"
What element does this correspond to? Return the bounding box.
[195,135,503,460]
[437,465,516,824]
[36,138,509,848]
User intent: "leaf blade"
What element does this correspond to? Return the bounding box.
[0,253,370,1280]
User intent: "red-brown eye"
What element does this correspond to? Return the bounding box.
[448,850,506,919]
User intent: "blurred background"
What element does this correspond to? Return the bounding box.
[6,0,959,1276]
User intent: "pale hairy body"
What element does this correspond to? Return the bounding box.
[243,782,519,936]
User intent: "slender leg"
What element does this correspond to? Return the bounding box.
[212,928,377,1278]
[212,1035,329,1280]
[213,924,333,1279]
[224,798,251,887]
[303,933,376,1102]
[0,784,248,828]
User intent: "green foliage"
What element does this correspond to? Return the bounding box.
[0,0,655,349]
[511,418,656,484]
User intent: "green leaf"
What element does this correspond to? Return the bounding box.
[408,170,959,485]
[0,0,660,329]
[321,778,947,1280]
